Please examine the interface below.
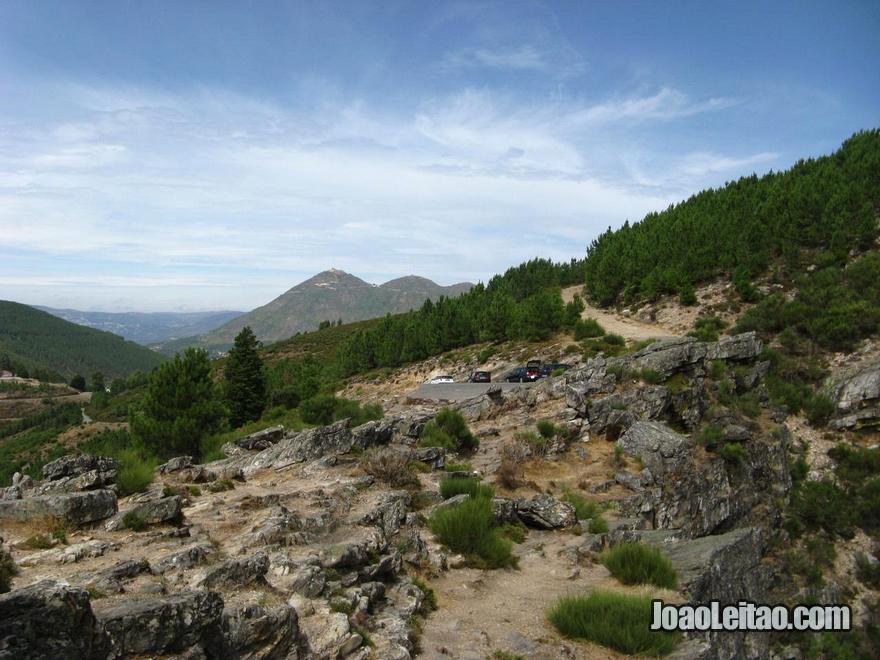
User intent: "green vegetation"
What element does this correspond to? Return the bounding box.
[419,409,478,453]
[583,131,880,307]
[536,420,557,439]
[688,316,726,342]
[717,442,747,465]
[547,590,679,655]
[412,576,438,611]
[562,491,608,532]
[298,393,382,427]
[0,403,82,484]
[439,477,494,500]
[224,326,267,428]
[336,258,585,375]
[122,511,147,532]
[428,495,517,569]
[573,317,604,340]
[601,542,678,589]
[0,300,164,380]
[129,348,226,461]
[78,429,156,495]
[736,252,880,353]
[0,545,17,593]
[444,461,473,472]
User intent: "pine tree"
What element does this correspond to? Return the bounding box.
[224,326,267,428]
[130,348,226,460]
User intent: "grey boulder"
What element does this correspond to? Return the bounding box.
[0,580,109,660]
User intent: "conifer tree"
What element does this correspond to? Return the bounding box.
[224,326,267,428]
[130,348,225,460]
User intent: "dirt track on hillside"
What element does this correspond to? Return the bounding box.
[562,285,677,341]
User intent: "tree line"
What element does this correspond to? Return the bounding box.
[336,257,586,375]
[583,130,880,306]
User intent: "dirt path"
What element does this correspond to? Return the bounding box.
[418,531,623,659]
[562,286,676,341]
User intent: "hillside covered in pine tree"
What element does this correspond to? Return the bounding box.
[0,301,165,381]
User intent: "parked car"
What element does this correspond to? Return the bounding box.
[428,375,454,384]
[538,363,572,378]
[503,367,538,383]
[525,359,542,381]
[469,371,491,383]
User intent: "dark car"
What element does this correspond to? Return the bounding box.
[504,366,539,383]
[538,363,572,378]
[525,359,542,381]
[469,371,491,383]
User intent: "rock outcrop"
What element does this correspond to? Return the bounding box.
[616,421,791,537]
[0,580,109,660]
[0,489,117,526]
[828,361,880,430]
[96,591,225,658]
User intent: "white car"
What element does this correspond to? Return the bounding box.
[428,375,454,384]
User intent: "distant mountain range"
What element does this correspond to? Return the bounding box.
[38,307,244,345]
[0,301,165,380]
[156,269,473,354]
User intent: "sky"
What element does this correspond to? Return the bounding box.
[0,1,878,312]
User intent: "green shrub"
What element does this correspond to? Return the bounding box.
[688,316,726,342]
[678,284,698,306]
[439,477,494,500]
[588,516,609,533]
[477,347,497,364]
[573,318,605,340]
[717,442,747,465]
[603,333,625,346]
[855,553,880,589]
[696,425,723,448]
[23,534,54,550]
[445,462,473,472]
[422,409,478,453]
[123,511,147,532]
[562,491,600,519]
[498,523,527,543]
[536,420,557,439]
[547,590,679,655]
[208,478,235,493]
[790,479,854,538]
[708,360,727,380]
[115,448,158,496]
[428,497,516,569]
[419,425,456,451]
[601,542,678,589]
[299,394,337,425]
[412,577,438,612]
[790,455,809,484]
[488,652,525,660]
[0,545,17,593]
[804,393,835,427]
[639,368,662,384]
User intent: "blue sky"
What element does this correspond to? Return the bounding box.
[0,0,877,312]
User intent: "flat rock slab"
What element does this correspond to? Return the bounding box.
[0,489,117,526]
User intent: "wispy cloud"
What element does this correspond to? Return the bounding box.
[441,45,551,71]
[0,82,766,310]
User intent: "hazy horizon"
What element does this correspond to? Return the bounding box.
[1,0,878,312]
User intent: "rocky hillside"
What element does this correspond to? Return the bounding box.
[5,327,875,658]
[158,269,472,355]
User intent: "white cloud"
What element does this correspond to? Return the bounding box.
[0,82,766,310]
[442,45,550,71]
